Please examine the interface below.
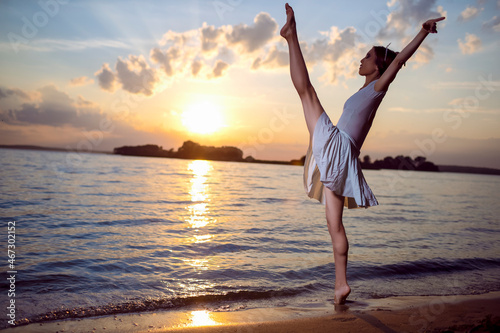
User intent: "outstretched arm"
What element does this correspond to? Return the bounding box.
[375,17,445,92]
[281,3,324,135]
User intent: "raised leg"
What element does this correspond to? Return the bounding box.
[324,187,351,305]
[281,3,325,138]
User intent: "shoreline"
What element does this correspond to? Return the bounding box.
[2,291,499,333]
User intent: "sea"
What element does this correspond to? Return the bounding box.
[1,148,499,328]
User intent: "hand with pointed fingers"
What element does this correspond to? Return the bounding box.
[422,17,446,33]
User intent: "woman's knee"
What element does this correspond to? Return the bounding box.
[325,189,344,218]
[326,217,344,234]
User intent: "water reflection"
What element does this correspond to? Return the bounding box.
[193,234,213,243]
[190,310,218,326]
[182,258,210,272]
[185,160,215,237]
[186,203,211,229]
[188,160,211,202]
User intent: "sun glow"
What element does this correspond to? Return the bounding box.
[182,101,225,135]
[190,310,218,327]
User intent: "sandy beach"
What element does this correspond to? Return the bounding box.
[2,292,499,333]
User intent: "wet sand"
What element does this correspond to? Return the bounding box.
[2,292,499,333]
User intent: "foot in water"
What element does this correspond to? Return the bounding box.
[334,285,351,305]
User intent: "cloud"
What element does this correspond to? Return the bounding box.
[458,33,482,54]
[0,84,182,153]
[252,45,288,70]
[93,10,400,91]
[225,12,278,53]
[76,95,99,108]
[115,55,159,96]
[95,63,117,92]
[307,26,364,83]
[151,29,205,78]
[374,0,444,68]
[95,12,280,95]
[483,16,500,32]
[458,6,482,22]
[70,76,94,87]
[436,5,447,26]
[150,46,181,76]
[211,60,229,78]
[0,87,32,100]
[200,24,225,54]
[94,6,446,94]
[1,85,105,130]
[253,24,363,83]
[191,60,203,76]
[411,43,434,68]
[95,56,161,96]
[377,0,442,39]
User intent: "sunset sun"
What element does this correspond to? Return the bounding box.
[182,101,225,135]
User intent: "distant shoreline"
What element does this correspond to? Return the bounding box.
[1,144,499,176]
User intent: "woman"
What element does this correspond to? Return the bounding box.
[280,3,444,304]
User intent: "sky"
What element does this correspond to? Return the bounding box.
[0,0,499,168]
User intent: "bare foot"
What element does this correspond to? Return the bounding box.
[280,3,296,40]
[334,284,351,305]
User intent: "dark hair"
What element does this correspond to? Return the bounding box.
[373,46,398,75]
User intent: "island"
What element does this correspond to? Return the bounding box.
[113,141,301,165]
[113,142,440,172]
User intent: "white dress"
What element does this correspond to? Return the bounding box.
[304,80,385,208]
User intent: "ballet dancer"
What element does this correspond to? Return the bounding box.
[280,3,444,304]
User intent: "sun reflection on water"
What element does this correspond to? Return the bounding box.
[185,160,216,245]
[188,160,212,202]
[182,160,218,289]
[190,310,218,326]
[186,202,211,229]
[186,160,215,230]
[193,234,213,243]
[182,258,209,272]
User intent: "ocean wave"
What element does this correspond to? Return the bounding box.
[351,257,500,280]
[4,287,309,327]
[0,199,42,208]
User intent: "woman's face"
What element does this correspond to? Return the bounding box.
[359,48,379,77]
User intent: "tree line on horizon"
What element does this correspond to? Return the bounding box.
[113,141,244,162]
[359,155,439,172]
[113,141,439,171]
